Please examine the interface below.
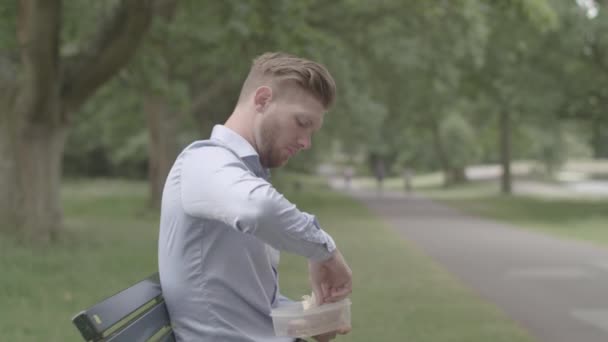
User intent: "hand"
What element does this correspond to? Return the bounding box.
[309,248,352,305]
[313,326,351,342]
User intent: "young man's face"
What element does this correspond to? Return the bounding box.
[254,85,325,168]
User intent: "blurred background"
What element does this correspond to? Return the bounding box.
[1,0,607,341]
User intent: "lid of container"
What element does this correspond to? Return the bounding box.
[270,298,351,317]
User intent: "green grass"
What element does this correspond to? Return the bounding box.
[0,178,535,342]
[420,181,608,247]
[0,180,158,342]
[350,172,444,191]
[277,178,534,342]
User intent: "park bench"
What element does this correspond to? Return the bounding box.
[72,273,174,342]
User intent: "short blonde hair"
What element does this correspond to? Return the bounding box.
[238,52,336,109]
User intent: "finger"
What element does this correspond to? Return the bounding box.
[321,282,330,303]
[314,334,330,342]
[310,276,324,306]
[323,287,350,303]
[337,325,352,334]
[312,287,323,306]
[330,284,352,300]
[318,332,337,341]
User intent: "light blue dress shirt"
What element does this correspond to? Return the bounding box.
[158,125,336,341]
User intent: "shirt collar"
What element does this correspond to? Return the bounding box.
[210,125,270,179]
[210,125,258,158]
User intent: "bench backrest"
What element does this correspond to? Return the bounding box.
[72,273,174,342]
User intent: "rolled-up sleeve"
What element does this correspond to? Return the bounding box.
[180,146,336,261]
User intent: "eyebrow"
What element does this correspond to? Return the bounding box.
[295,112,323,130]
[296,114,313,126]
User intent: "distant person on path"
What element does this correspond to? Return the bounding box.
[343,166,354,189]
[158,52,352,342]
[403,167,414,193]
[374,158,386,195]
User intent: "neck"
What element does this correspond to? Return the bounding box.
[224,107,258,151]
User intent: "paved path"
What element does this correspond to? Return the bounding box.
[347,188,608,342]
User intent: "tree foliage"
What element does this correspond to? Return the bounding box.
[63,0,606,180]
[3,0,607,239]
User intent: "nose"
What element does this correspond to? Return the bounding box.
[297,134,311,150]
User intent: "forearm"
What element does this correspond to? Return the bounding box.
[180,147,335,260]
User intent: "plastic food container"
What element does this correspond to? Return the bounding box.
[270,298,351,338]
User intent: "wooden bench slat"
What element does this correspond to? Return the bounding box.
[106,301,171,342]
[158,329,176,342]
[71,273,164,340]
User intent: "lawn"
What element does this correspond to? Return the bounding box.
[350,166,608,249]
[0,177,535,342]
[419,180,608,248]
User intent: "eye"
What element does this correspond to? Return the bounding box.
[296,118,306,127]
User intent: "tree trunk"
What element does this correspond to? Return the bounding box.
[0,57,19,235]
[0,122,20,236]
[0,0,65,241]
[447,167,467,184]
[430,120,452,187]
[0,0,158,241]
[145,94,177,209]
[591,117,608,159]
[0,78,66,241]
[19,125,67,240]
[499,109,512,194]
[2,124,67,241]
[145,0,179,209]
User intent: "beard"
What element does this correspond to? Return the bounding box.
[258,117,287,169]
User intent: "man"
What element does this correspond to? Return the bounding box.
[158,52,352,342]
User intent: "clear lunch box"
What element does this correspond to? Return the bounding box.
[270,298,351,338]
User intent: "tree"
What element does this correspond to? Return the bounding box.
[562,0,608,158]
[339,1,489,182]
[0,0,170,241]
[461,0,559,193]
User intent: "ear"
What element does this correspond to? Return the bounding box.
[253,86,273,113]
